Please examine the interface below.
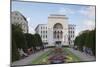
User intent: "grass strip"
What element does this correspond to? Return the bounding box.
[63,47,81,62]
[31,49,51,64]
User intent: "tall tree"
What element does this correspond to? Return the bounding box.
[24,33,36,49]
[74,29,96,56]
[12,24,28,62]
[34,33,43,47]
[12,24,28,49]
[12,37,20,62]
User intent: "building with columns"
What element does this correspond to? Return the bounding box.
[35,14,75,47]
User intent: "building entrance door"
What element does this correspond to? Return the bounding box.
[55,41,62,48]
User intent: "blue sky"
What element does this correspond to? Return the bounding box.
[12,1,95,36]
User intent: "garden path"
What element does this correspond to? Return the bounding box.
[11,49,50,66]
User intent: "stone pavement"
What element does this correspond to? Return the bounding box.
[67,48,96,61]
[11,49,50,66]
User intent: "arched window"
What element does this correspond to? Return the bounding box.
[53,23,63,40]
[53,31,56,38]
[61,31,63,38]
[53,23,63,29]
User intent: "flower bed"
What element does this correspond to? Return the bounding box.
[32,47,81,64]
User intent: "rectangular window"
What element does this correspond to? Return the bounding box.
[71,31,72,34]
[43,35,45,38]
[17,17,18,20]
[43,31,45,34]
[69,31,70,34]
[41,31,42,33]
[73,27,74,29]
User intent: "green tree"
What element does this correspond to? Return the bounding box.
[90,29,96,56]
[34,33,43,48]
[12,24,28,62]
[12,24,28,49]
[74,29,96,56]
[24,33,36,49]
[12,38,20,62]
[12,24,22,62]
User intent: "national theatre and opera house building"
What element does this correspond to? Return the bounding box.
[35,14,76,47]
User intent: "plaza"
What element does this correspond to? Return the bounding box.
[11,47,95,66]
[11,11,96,66]
[11,1,96,66]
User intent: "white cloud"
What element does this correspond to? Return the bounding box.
[75,6,96,36]
[27,17,30,22]
[29,26,35,34]
[75,26,81,36]
[75,20,95,36]
[82,20,95,30]
[27,17,35,34]
[58,8,75,15]
[26,17,35,34]
[79,6,95,19]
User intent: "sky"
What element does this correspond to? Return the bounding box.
[12,1,96,36]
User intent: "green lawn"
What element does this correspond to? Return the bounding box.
[63,48,81,62]
[31,47,81,64]
[31,49,52,64]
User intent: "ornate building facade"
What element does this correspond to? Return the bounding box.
[35,14,75,47]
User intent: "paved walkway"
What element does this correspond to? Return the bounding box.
[11,48,95,66]
[67,48,96,61]
[11,49,50,66]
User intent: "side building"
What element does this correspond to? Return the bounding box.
[35,24,48,46]
[11,11,28,33]
[68,24,76,47]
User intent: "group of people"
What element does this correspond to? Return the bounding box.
[73,45,93,56]
[83,46,93,56]
[18,48,34,59]
[17,46,45,59]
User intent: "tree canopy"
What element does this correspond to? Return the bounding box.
[74,29,96,56]
[12,24,44,62]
